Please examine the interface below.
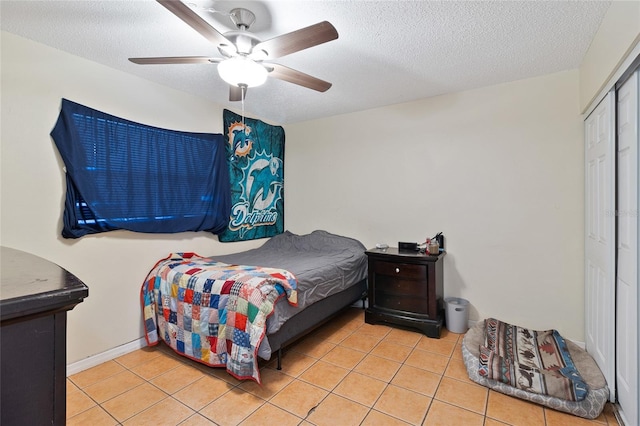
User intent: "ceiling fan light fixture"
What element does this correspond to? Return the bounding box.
[131,2,338,100]
[217,56,267,88]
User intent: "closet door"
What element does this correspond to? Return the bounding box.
[616,69,638,426]
[584,91,616,402]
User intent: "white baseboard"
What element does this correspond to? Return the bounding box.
[569,339,586,350]
[67,337,147,376]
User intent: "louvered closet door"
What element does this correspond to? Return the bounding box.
[584,91,616,402]
[616,69,638,426]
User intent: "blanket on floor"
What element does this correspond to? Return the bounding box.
[141,252,297,384]
[478,318,587,401]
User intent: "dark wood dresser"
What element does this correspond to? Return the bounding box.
[365,247,444,338]
[1,247,89,426]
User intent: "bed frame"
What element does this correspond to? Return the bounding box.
[267,278,367,369]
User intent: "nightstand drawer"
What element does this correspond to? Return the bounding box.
[374,261,426,279]
[375,295,429,315]
[375,276,427,298]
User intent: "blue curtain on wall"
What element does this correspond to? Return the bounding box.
[51,98,230,238]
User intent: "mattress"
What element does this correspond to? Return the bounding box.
[209,230,368,335]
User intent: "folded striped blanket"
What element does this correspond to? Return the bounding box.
[478,318,587,401]
[141,252,297,383]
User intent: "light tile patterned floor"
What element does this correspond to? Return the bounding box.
[67,308,620,426]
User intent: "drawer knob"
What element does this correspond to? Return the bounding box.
[395,267,400,273]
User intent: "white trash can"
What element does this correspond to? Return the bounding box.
[444,297,469,333]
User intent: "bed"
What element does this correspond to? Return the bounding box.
[141,230,368,383]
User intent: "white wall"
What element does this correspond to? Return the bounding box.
[579,0,640,112]
[0,32,264,363]
[285,70,585,340]
[1,30,586,365]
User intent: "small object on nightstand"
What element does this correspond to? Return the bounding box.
[375,243,389,250]
[398,241,419,252]
[428,239,440,255]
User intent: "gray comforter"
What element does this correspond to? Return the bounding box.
[209,230,368,335]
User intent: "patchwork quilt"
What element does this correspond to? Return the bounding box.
[478,318,588,401]
[141,252,297,383]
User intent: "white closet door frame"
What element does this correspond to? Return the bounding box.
[584,91,616,402]
[615,69,638,426]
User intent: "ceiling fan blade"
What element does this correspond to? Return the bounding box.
[253,21,338,59]
[229,85,244,102]
[268,63,332,92]
[157,0,232,47]
[129,56,220,65]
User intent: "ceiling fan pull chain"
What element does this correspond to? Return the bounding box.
[241,85,247,139]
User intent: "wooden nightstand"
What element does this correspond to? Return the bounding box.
[364,247,444,338]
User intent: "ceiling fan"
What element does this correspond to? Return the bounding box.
[129,0,338,101]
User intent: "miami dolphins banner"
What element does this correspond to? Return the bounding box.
[219,109,285,242]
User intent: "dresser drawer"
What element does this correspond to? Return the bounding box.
[373,260,426,279]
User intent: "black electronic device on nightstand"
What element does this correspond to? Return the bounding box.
[398,241,419,252]
[364,247,444,338]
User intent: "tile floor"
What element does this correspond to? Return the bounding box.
[67,308,620,426]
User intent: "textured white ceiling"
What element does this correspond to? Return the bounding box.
[1,0,611,124]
